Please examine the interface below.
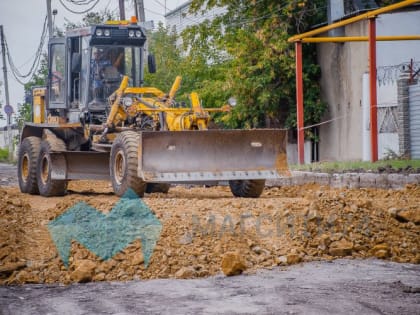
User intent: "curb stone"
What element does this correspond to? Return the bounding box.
[267,171,419,189]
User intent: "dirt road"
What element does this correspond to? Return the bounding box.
[0,163,419,313]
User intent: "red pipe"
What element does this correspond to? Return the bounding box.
[295,41,305,164]
[369,18,378,162]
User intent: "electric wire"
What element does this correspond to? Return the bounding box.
[3,16,48,85]
[58,0,101,15]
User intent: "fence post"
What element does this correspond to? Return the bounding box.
[397,70,418,158]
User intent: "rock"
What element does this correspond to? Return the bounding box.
[174,266,196,279]
[308,212,322,222]
[319,234,331,247]
[370,244,390,259]
[94,272,106,281]
[329,239,353,257]
[286,254,301,265]
[131,252,144,266]
[251,246,262,255]
[70,260,96,283]
[178,232,193,245]
[388,207,398,218]
[0,261,26,276]
[15,270,40,284]
[275,253,302,265]
[396,209,420,224]
[0,247,12,260]
[221,252,246,276]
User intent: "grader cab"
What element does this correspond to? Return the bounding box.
[18,19,289,198]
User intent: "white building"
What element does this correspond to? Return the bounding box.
[165,1,226,35]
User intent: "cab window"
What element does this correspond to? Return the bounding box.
[50,44,65,103]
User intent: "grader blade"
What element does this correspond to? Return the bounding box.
[138,129,289,183]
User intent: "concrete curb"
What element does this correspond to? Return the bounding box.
[267,171,420,189]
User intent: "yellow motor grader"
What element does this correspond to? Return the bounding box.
[18,20,288,198]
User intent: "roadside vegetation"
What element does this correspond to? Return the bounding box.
[291,159,420,173]
[0,148,9,162]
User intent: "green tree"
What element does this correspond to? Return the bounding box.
[144,23,185,94]
[181,0,327,134]
[16,103,32,131]
[144,23,231,111]
[64,10,117,29]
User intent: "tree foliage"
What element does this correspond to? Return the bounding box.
[179,0,328,133]
[64,10,117,30]
[144,22,232,110]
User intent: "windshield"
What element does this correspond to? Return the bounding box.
[88,45,141,106]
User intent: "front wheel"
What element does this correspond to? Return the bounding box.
[110,131,146,197]
[145,183,170,194]
[229,180,265,198]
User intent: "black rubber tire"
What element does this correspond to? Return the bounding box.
[110,131,146,197]
[18,137,41,194]
[229,179,266,198]
[37,138,68,197]
[145,183,170,194]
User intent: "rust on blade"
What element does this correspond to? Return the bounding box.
[275,152,291,176]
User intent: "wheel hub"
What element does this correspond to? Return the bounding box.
[21,153,30,182]
[40,154,49,185]
[114,150,126,185]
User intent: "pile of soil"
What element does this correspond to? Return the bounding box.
[0,182,419,284]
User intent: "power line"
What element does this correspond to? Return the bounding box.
[58,0,101,15]
[67,0,97,5]
[3,16,48,85]
[169,1,327,33]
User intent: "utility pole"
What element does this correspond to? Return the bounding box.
[119,0,126,20]
[135,0,146,23]
[46,0,53,38]
[0,25,13,161]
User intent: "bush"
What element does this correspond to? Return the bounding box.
[0,148,9,162]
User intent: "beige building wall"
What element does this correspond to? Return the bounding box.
[317,21,369,161]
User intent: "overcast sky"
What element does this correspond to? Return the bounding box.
[0,0,183,125]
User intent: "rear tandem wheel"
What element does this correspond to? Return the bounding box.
[18,136,41,194]
[36,138,68,197]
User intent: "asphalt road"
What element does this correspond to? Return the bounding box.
[0,163,16,187]
[1,259,419,315]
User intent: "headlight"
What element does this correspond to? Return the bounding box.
[135,30,142,38]
[228,97,237,107]
[104,29,110,36]
[123,97,133,107]
[95,29,103,36]
[128,30,135,37]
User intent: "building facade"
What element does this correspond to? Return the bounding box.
[317,9,420,161]
[165,1,226,35]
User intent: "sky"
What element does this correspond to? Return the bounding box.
[0,0,184,125]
